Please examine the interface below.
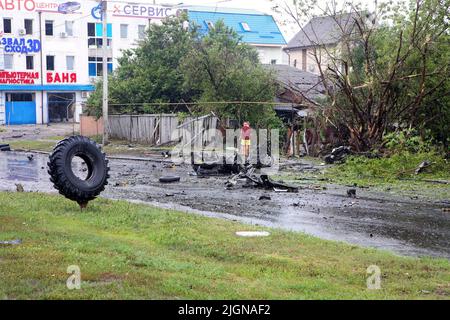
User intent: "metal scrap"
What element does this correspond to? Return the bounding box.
[226,166,298,193]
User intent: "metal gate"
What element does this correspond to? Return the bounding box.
[5,93,36,125]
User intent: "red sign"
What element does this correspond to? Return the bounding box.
[0,0,37,11]
[0,71,39,84]
[47,72,77,83]
[0,1,73,12]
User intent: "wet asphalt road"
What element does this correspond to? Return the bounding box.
[0,151,449,259]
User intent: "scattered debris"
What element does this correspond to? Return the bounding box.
[442,208,450,213]
[15,184,24,192]
[309,185,326,191]
[0,239,22,246]
[0,144,11,151]
[415,161,432,174]
[235,231,270,237]
[159,176,181,183]
[114,181,127,187]
[324,146,352,164]
[347,189,357,198]
[225,167,298,193]
[27,154,34,161]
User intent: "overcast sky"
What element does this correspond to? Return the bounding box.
[153,0,390,41]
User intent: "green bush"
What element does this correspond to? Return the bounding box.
[330,151,449,182]
[383,129,435,154]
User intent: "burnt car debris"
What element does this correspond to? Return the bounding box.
[225,165,298,193]
[324,146,352,164]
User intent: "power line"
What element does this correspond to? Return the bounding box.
[16,13,96,38]
[107,101,304,106]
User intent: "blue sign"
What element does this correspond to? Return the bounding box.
[1,37,41,54]
[91,3,103,20]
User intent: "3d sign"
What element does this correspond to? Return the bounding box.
[46,72,77,83]
[0,71,39,84]
[1,38,41,54]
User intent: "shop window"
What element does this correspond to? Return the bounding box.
[24,19,33,35]
[88,57,113,77]
[46,55,55,71]
[7,93,34,102]
[45,20,53,36]
[3,18,12,34]
[26,56,34,70]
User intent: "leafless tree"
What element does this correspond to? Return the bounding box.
[273,0,450,151]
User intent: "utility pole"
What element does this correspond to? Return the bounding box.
[101,0,109,145]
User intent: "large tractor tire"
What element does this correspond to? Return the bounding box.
[48,136,110,207]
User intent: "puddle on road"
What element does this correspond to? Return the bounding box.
[1,157,40,182]
[0,152,54,192]
[0,151,449,260]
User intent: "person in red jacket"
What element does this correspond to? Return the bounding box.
[240,122,251,162]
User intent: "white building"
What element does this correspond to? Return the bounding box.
[0,1,286,125]
[185,6,287,65]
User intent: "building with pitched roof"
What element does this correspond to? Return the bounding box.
[186,6,287,65]
[284,13,361,74]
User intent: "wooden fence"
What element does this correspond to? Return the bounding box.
[107,114,219,147]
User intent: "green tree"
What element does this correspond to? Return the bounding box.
[87,14,198,116]
[180,20,281,128]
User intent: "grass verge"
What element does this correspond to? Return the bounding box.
[323,152,450,199]
[1,138,171,156]
[0,192,449,299]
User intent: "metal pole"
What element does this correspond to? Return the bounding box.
[101,1,109,145]
[39,12,44,125]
